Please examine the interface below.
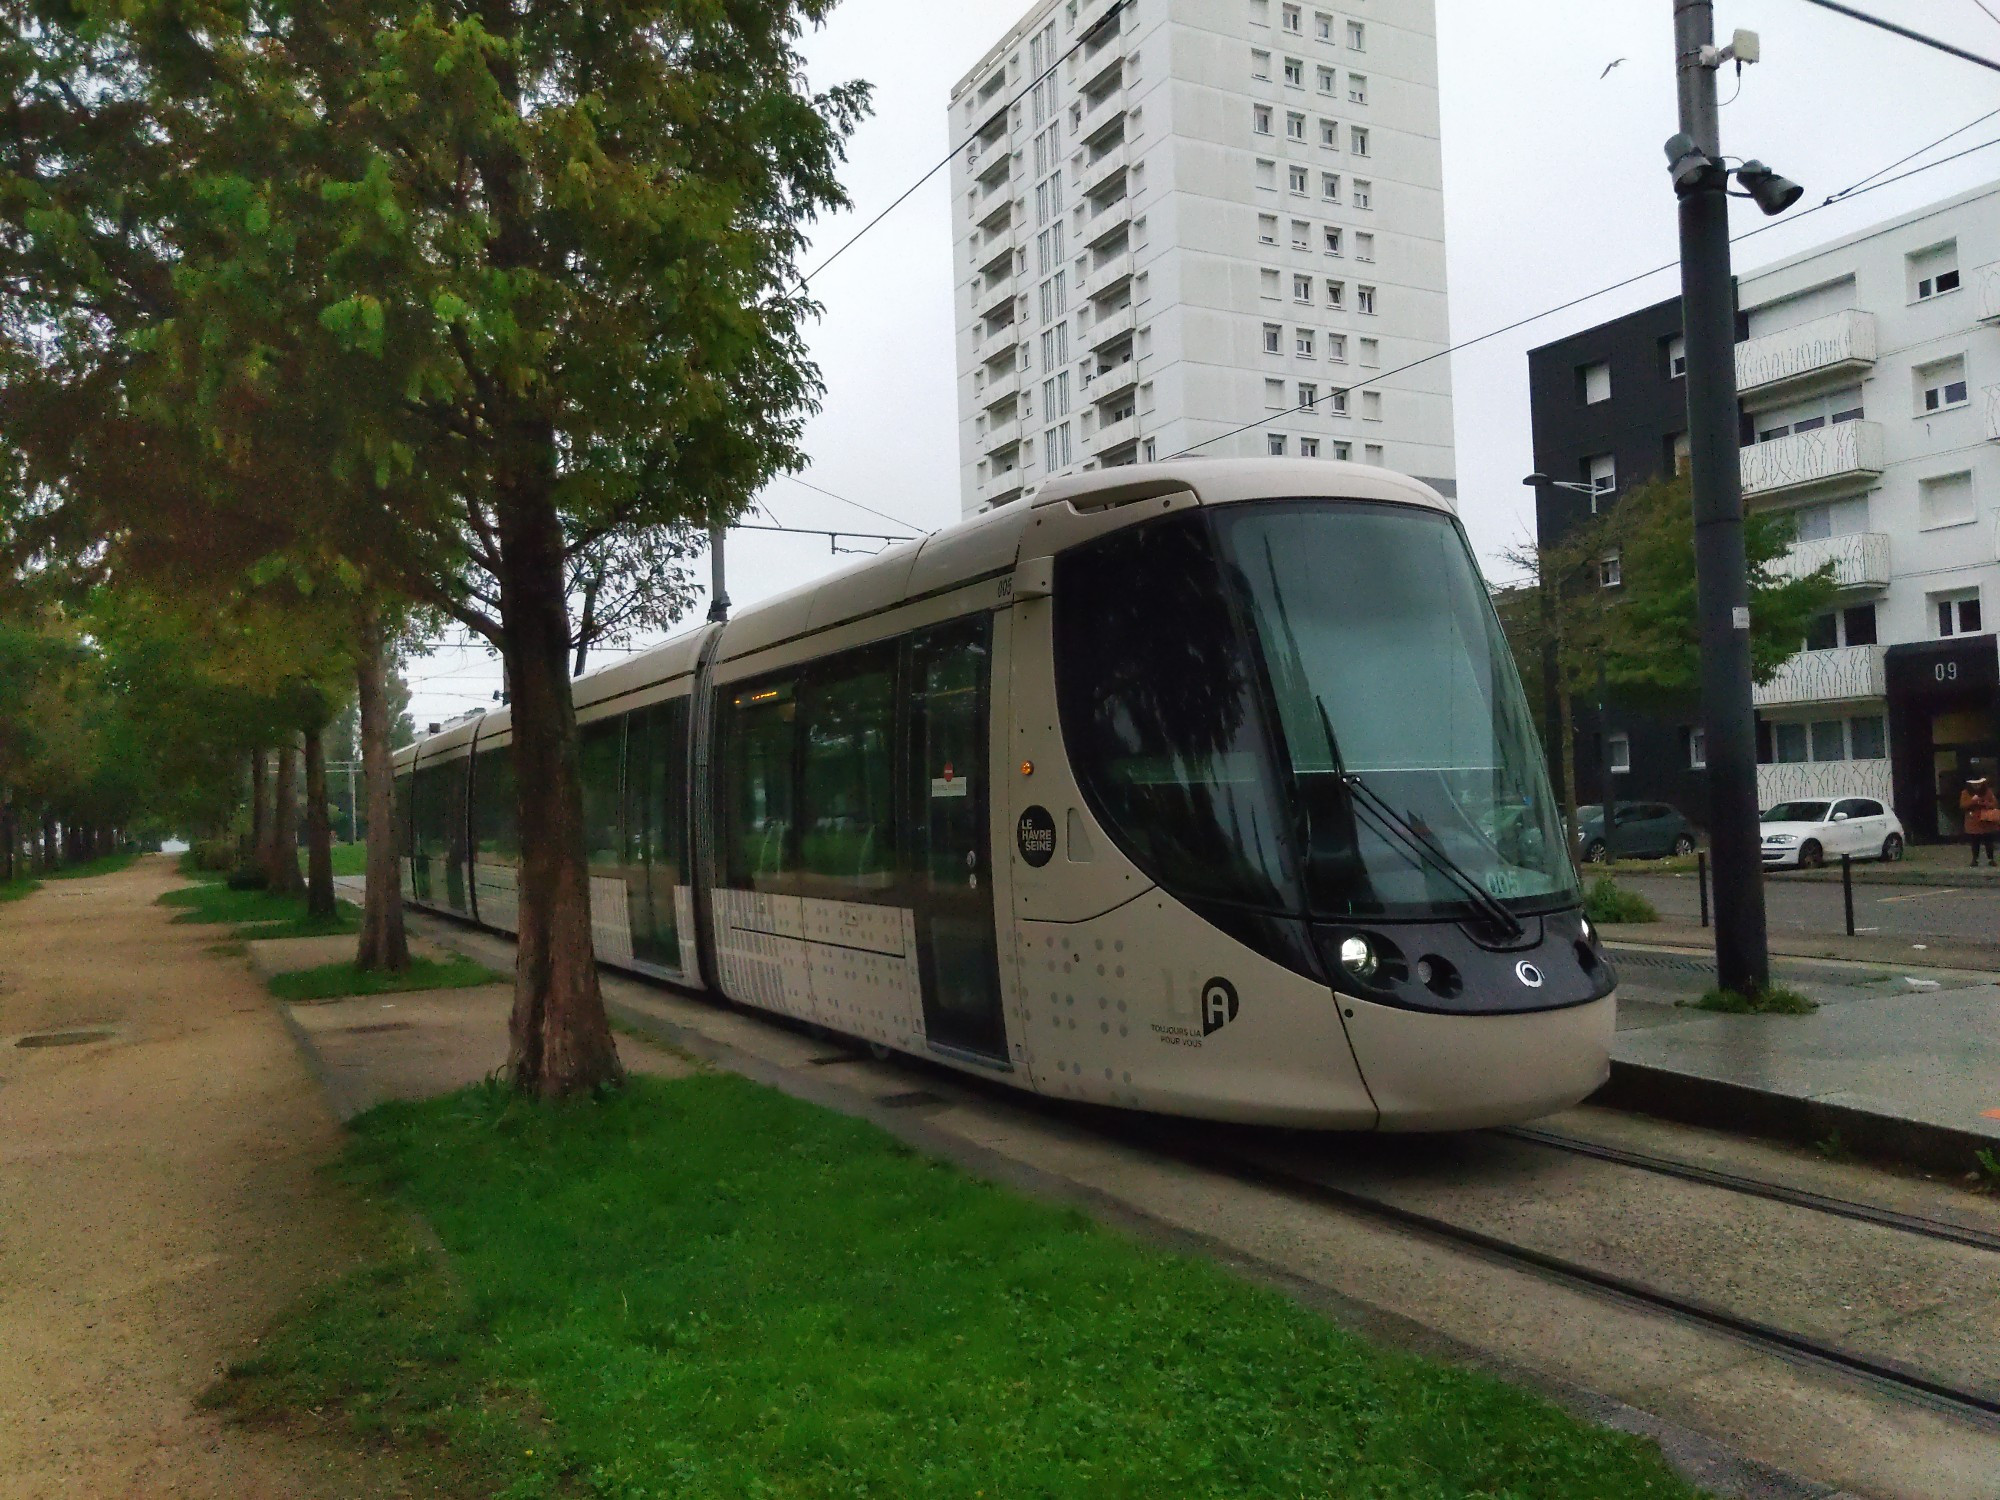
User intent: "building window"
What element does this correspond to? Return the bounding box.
[1256,158,1278,192]
[1254,104,1274,136]
[1320,118,1339,149]
[1599,553,1622,589]
[1293,273,1313,303]
[1282,3,1302,33]
[1258,213,1279,245]
[1608,732,1631,774]
[1579,360,1612,404]
[1917,355,1969,413]
[1361,389,1381,421]
[1347,19,1366,49]
[1298,382,1317,410]
[1328,333,1347,363]
[1284,56,1304,86]
[1329,386,1349,414]
[1665,334,1686,379]
[1350,125,1369,156]
[1364,442,1384,464]
[1263,322,1283,354]
[1315,10,1333,40]
[1909,240,1960,301]
[1325,279,1344,309]
[1252,49,1271,79]
[1358,337,1377,366]
[1143,437,1156,461]
[1288,164,1309,194]
[1322,226,1343,255]
[1772,722,1807,764]
[1351,179,1372,209]
[1811,720,1848,763]
[1287,111,1307,141]
[1295,328,1315,357]
[1317,65,1335,93]
[1334,441,1352,460]
[1688,727,1708,769]
[1321,173,1341,203]
[1851,716,1886,760]
[1918,470,1975,530]
[1300,436,1320,457]
[1356,284,1376,314]
[1265,377,1288,407]
[1260,267,1281,298]
[1291,219,1311,250]
[1354,231,1375,262]
[1269,432,1289,455]
[1842,603,1877,646]
[1935,590,1982,637]
[1586,453,1616,509]
[1348,73,1368,104]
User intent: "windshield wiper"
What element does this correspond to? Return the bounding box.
[1313,696,1526,941]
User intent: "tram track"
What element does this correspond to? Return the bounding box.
[1159,1135,2000,1429]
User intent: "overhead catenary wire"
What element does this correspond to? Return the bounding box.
[778,472,933,535]
[1975,0,2000,32]
[1171,132,2000,460]
[1792,0,2000,72]
[1821,103,2000,203]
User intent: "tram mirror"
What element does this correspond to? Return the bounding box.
[1010,556,1055,602]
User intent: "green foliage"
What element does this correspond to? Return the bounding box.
[1691,985,1819,1016]
[39,851,138,881]
[159,879,358,937]
[209,1075,1703,1498]
[269,956,503,1003]
[0,877,40,904]
[1583,876,1658,925]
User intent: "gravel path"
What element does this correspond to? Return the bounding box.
[0,858,413,1498]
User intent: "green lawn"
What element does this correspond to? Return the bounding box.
[0,877,40,904]
[210,1075,1702,1500]
[303,842,370,878]
[42,850,142,880]
[159,879,361,939]
[269,955,503,1003]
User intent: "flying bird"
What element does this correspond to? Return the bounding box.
[1600,57,1627,78]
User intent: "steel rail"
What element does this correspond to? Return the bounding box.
[1503,1126,2000,1255]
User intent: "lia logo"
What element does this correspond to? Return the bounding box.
[1201,977,1240,1036]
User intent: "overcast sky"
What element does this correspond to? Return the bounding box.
[407,0,2000,728]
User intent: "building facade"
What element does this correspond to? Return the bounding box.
[948,0,1454,515]
[1529,182,2000,843]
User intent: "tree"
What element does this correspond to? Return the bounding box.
[567,522,701,678]
[1,4,866,1094]
[1499,475,1838,841]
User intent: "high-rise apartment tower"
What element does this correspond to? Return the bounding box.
[949,0,1454,514]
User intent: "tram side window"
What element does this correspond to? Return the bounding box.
[439,758,471,909]
[579,719,626,873]
[623,700,689,969]
[393,773,413,859]
[799,653,898,892]
[472,744,518,861]
[723,682,798,888]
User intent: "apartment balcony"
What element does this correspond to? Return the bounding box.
[1081,142,1127,198]
[1079,31,1125,94]
[974,273,1015,322]
[976,230,1015,280]
[980,368,1019,409]
[1084,361,1137,402]
[1084,193,1132,245]
[1735,309,1876,403]
[982,418,1021,456]
[1074,0,1121,47]
[980,469,1025,506]
[1089,413,1138,451]
[1085,303,1135,352]
[1773,531,1891,591]
[1082,248,1133,302]
[1080,87,1126,146]
[1974,260,2000,323]
[1984,382,2000,443]
[1740,420,1884,499]
[975,323,1020,368]
[1753,644,1886,710]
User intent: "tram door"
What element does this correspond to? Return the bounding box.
[907,618,1007,1062]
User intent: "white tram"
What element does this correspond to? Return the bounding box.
[394,460,1616,1129]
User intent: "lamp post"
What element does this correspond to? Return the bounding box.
[1525,472,1620,863]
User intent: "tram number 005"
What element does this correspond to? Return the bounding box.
[1936,661,1961,683]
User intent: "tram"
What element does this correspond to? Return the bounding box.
[394,460,1616,1129]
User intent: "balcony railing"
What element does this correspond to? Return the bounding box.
[975,273,1015,321]
[1753,644,1886,709]
[1084,361,1137,401]
[1083,248,1133,302]
[1085,194,1132,245]
[982,418,1021,455]
[1771,531,1890,591]
[1090,413,1139,451]
[1735,309,1876,401]
[1985,382,2000,443]
[980,469,1025,506]
[1081,143,1127,198]
[1975,260,2000,324]
[1086,303,1135,351]
[1080,87,1126,145]
[975,324,1019,368]
[980,368,1019,409]
[1740,419,1884,498]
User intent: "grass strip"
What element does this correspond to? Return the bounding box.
[210,1074,1703,1499]
[0,878,41,904]
[41,851,141,881]
[1584,875,1658,925]
[1688,984,1819,1015]
[269,956,503,1003]
[232,905,362,941]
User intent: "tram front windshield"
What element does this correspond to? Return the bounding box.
[1054,499,1577,925]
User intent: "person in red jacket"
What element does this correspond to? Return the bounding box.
[1960,777,2000,867]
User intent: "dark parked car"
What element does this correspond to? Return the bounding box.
[1574,802,1701,864]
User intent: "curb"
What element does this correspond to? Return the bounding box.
[1602,926,2000,974]
[1595,1060,1998,1179]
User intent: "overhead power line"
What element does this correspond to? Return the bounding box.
[1173,132,2000,459]
[1975,0,2000,32]
[778,472,933,535]
[797,1,1132,288]
[1793,0,2000,72]
[1821,103,2000,203]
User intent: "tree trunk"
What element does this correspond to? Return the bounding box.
[354,605,410,971]
[249,750,269,871]
[499,479,622,1099]
[39,808,56,872]
[303,722,337,919]
[1557,674,1581,877]
[266,739,305,895]
[2,793,14,885]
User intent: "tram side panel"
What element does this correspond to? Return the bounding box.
[1000,573,1379,1129]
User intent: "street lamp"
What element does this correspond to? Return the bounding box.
[1524,473,1619,864]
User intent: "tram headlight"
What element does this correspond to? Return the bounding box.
[1579,916,1594,944]
[1338,935,1378,982]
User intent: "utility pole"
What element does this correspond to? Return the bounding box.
[706,520,731,623]
[1667,2,1798,996]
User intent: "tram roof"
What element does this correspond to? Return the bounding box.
[396,461,1451,763]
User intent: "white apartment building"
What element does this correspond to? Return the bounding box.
[948,0,1454,515]
[1733,181,2000,839]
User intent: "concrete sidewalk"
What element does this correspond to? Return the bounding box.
[1603,937,2000,1175]
[1601,918,2000,972]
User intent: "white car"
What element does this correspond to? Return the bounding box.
[1760,797,1905,869]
